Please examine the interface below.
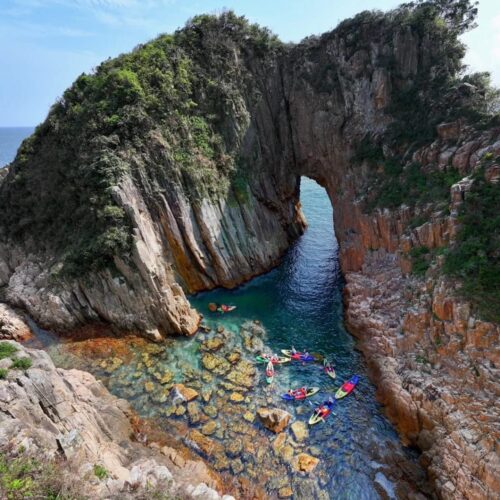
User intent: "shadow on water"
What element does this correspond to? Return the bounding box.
[26,177,428,499]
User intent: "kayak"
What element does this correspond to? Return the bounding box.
[265,361,275,384]
[281,387,319,401]
[208,303,236,313]
[219,305,236,313]
[335,375,359,399]
[255,355,290,365]
[308,399,336,425]
[281,349,316,362]
[324,365,336,380]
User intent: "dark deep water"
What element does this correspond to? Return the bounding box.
[2,128,427,498]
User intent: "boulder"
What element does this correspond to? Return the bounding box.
[171,383,199,402]
[257,408,291,433]
[293,453,319,473]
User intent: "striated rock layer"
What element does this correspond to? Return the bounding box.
[341,130,500,499]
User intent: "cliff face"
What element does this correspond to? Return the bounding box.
[342,129,500,499]
[1,6,483,338]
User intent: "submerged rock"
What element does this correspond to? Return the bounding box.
[201,421,217,436]
[290,421,308,443]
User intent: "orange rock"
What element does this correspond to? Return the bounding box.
[293,453,319,473]
[171,384,199,402]
[257,408,291,433]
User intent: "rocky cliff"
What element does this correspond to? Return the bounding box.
[0,3,499,498]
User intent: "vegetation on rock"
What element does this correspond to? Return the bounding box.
[443,158,500,322]
[0,12,281,277]
[0,342,17,360]
[0,452,85,499]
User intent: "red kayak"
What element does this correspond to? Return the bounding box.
[335,375,359,399]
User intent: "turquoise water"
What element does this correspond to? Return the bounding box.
[0,127,34,167]
[2,124,427,497]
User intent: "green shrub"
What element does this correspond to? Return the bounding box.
[409,246,431,277]
[11,357,32,370]
[0,368,7,379]
[0,342,17,360]
[93,464,108,480]
[366,162,461,210]
[415,355,429,364]
[0,452,86,499]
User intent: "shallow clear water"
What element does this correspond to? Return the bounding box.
[2,118,425,498]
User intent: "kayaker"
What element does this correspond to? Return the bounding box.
[291,346,297,355]
[221,304,230,313]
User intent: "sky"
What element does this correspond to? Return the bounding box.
[0,0,499,127]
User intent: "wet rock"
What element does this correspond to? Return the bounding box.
[201,352,231,375]
[144,381,155,393]
[187,402,201,424]
[225,360,256,388]
[201,388,213,402]
[278,486,293,498]
[290,421,308,442]
[243,411,255,423]
[216,326,224,334]
[171,383,199,402]
[213,453,230,471]
[272,433,287,454]
[226,351,241,364]
[175,405,186,416]
[280,445,294,463]
[230,458,244,474]
[204,405,218,418]
[202,336,225,352]
[186,429,223,457]
[293,453,319,473]
[158,370,174,384]
[257,408,291,433]
[150,388,170,404]
[226,438,243,457]
[201,421,217,436]
[229,392,244,403]
[267,475,290,491]
[163,405,176,417]
[308,446,321,457]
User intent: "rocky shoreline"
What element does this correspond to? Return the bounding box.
[338,128,500,498]
[0,306,234,499]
